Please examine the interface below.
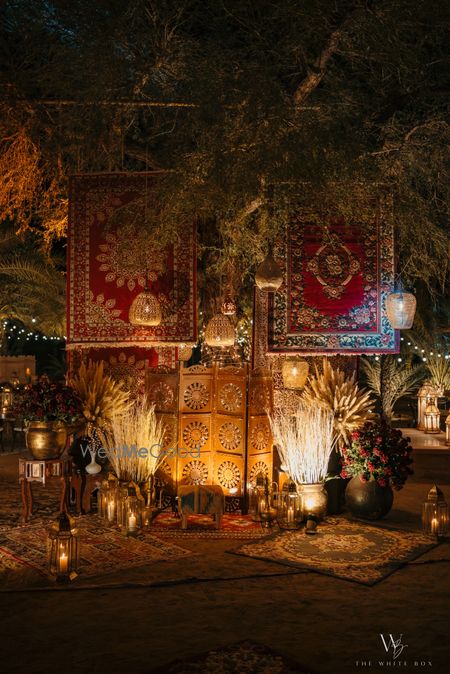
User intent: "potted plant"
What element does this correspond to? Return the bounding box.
[341,420,414,520]
[14,380,83,460]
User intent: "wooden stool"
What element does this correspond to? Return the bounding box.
[178,484,224,530]
[71,472,102,514]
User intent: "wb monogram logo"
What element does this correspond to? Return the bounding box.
[380,634,408,660]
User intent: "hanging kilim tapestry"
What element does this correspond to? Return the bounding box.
[67,173,197,349]
[267,198,398,355]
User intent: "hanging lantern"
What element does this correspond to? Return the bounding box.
[300,483,328,520]
[221,295,236,316]
[417,383,440,430]
[178,344,193,362]
[445,413,450,447]
[129,289,162,326]
[386,291,416,329]
[422,485,449,538]
[48,512,79,582]
[255,253,283,293]
[424,401,441,434]
[204,313,235,348]
[281,360,309,390]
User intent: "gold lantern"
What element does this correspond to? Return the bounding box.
[255,253,283,293]
[281,360,309,390]
[129,288,162,326]
[98,476,118,525]
[119,485,143,536]
[386,291,417,329]
[446,413,450,447]
[422,485,449,538]
[276,480,302,530]
[424,401,441,434]
[300,483,328,520]
[417,383,440,430]
[48,512,79,581]
[1,385,14,416]
[204,313,235,347]
[178,344,193,362]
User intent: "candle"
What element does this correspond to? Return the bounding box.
[431,517,438,534]
[287,506,294,523]
[128,513,137,531]
[59,552,68,574]
[107,500,115,523]
[259,498,266,514]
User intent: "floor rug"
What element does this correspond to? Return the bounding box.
[149,512,266,539]
[229,519,438,585]
[0,516,192,580]
[149,640,315,674]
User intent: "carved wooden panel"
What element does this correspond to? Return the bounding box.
[247,455,271,488]
[179,414,212,454]
[248,416,272,455]
[213,455,244,495]
[146,371,178,413]
[177,455,213,487]
[179,367,213,414]
[214,415,245,456]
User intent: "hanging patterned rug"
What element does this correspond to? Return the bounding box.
[0,516,192,583]
[228,519,438,585]
[149,640,314,674]
[149,512,266,539]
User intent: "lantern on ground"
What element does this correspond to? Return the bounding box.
[300,483,328,521]
[422,485,449,539]
[255,253,283,293]
[446,413,450,447]
[248,473,267,522]
[417,383,440,430]
[48,512,79,581]
[281,360,309,390]
[424,401,441,434]
[1,384,14,416]
[204,314,235,348]
[386,291,416,329]
[276,480,301,530]
[119,486,143,536]
[129,288,162,326]
[98,477,118,525]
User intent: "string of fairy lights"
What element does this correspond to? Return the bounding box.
[2,320,66,344]
[371,336,450,363]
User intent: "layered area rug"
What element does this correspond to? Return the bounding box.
[0,515,192,581]
[149,640,314,674]
[229,519,437,585]
[149,512,266,539]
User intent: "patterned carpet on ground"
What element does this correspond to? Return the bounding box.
[0,515,192,582]
[149,512,266,539]
[149,640,314,674]
[229,518,438,585]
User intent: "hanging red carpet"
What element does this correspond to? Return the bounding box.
[267,198,398,355]
[67,173,197,349]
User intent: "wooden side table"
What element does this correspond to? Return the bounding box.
[18,455,72,523]
[71,472,103,515]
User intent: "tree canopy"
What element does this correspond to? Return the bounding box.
[0,0,449,328]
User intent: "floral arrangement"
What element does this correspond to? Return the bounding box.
[14,380,83,424]
[340,420,414,489]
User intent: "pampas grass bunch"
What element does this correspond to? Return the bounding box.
[100,395,164,483]
[270,404,335,485]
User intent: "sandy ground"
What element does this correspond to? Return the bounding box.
[0,444,449,674]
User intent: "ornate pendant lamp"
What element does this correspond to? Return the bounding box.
[255,252,283,293]
[386,282,416,330]
[129,287,162,326]
[204,313,235,347]
[282,360,309,390]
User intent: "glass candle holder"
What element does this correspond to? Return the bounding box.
[277,480,301,530]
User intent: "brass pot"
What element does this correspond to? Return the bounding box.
[25,421,67,460]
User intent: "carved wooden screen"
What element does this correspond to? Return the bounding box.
[247,368,274,490]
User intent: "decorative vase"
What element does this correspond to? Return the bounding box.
[300,483,328,520]
[345,476,394,520]
[85,447,102,475]
[25,421,67,460]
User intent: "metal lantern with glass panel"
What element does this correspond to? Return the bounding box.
[386,289,417,329]
[48,512,79,581]
[98,477,118,525]
[417,382,440,430]
[422,485,449,539]
[248,473,267,522]
[277,479,301,530]
[424,400,441,434]
[255,253,283,293]
[1,384,14,416]
[119,485,143,536]
[281,360,309,390]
